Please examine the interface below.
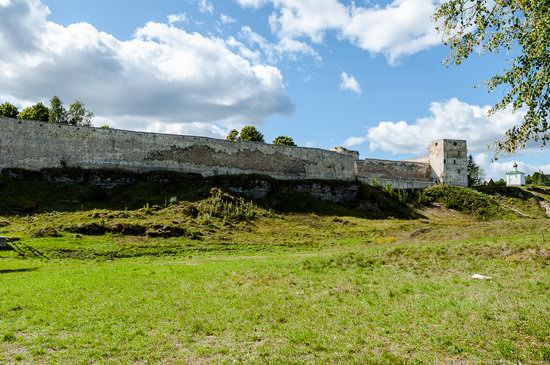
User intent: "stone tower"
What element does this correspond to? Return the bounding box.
[428,139,468,186]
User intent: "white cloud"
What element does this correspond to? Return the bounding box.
[198,0,214,14]
[343,0,439,64]
[0,0,294,137]
[235,0,441,63]
[344,135,368,147]
[145,121,227,138]
[240,26,321,64]
[236,0,268,8]
[220,14,236,25]
[167,13,188,25]
[339,72,361,95]
[347,98,524,154]
[268,0,349,44]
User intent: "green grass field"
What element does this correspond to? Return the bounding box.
[1,181,549,364]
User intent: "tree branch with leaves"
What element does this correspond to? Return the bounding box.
[434,0,549,154]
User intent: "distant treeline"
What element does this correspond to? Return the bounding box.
[226,125,297,146]
[0,96,95,127]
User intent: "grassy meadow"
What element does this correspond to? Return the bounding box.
[0,176,549,364]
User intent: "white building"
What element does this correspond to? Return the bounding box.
[506,162,526,186]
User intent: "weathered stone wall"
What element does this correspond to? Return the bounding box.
[355,159,433,189]
[0,118,356,181]
[0,118,467,189]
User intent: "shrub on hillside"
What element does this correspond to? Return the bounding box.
[425,185,505,219]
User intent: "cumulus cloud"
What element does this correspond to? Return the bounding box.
[344,98,524,154]
[343,0,440,64]
[339,72,361,95]
[235,0,441,63]
[267,0,349,44]
[343,97,549,179]
[0,0,294,136]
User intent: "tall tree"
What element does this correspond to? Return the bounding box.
[49,96,68,124]
[18,102,50,122]
[434,0,549,153]
[67,100,94,126]
[467,154,484,186]
[0,102,19,118]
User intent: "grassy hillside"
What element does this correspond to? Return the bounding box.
[0,173,549,364]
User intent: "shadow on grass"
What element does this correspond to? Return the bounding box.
[0,168,422,219]
[0,268,38,274]
[0,168,212,216]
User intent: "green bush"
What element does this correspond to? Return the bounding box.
[18,102,49,122]
[238,126,264,143]
[0,102,19,118]
[272,136,296,146]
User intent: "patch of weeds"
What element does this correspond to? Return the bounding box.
[366,351,407,365]
[494,340,519,361]
[302,252,380,272]
[197,188,257,222]
[140,203,155,215]
[3,333,16,342]
[539,346,550,362]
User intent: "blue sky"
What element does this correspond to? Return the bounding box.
[0,0,548,179]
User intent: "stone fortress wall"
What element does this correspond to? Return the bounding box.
[0,118,468,188]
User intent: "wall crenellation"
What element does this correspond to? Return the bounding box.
[0,117,468,188]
